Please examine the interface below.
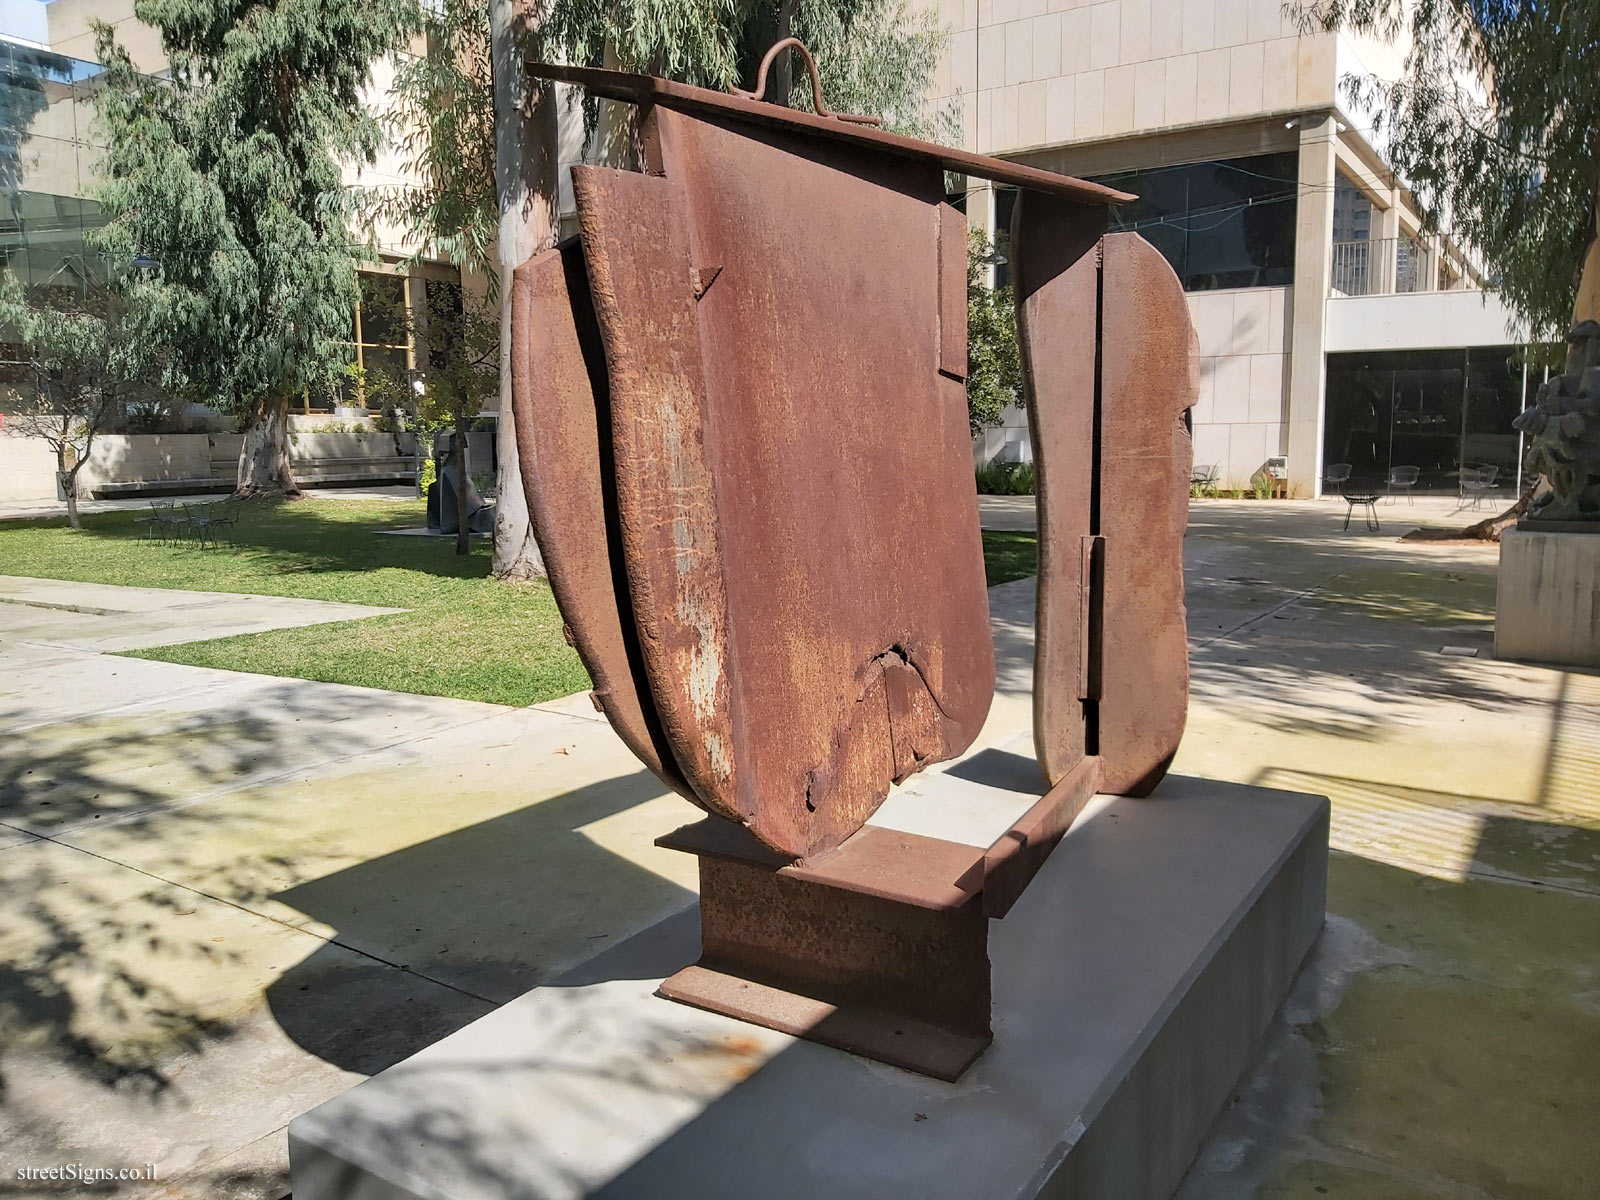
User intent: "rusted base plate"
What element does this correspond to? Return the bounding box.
[658,964,991,1082]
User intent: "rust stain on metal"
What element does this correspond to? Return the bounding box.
[570,164,740,817]
[1096,233,1196,794]
[981,755,1101,917]
[1016,201,1195,796]
[632,104,994,858]
[1013,193,1105,786]
[508,244,688,796]
[730,37,881,127]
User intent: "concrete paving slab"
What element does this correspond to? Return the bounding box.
[0,883,490,1200]
[56,705,702,1004]
[3,657,507,838]
[0,575,403,653]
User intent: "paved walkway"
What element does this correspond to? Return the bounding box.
[0,485,417,523]
[0,505,1593,1199]
[0,577,403,653]
[979,490,1512,534]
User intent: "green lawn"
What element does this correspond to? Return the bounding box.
[980,529,1039,585]
[0,498,588,706]
[0,500,1037,705]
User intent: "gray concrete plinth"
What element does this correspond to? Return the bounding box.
[288,776,1329,1200]
[1495,527,1600,667]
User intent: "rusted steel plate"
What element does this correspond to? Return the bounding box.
[1013,194,1106,786]
[570,165,741,820]
[509,244,690,798]
[528,61,1135,208]
[620,105,994,860]
[1097,233,1196,794]
[660,852,992,1080]
[981,754,1100,917]
[938,202,968,381]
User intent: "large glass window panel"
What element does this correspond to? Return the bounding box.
[1388,350,1466,492]
[1091,153,1298,290]
[1463,346,1524,484]
[358,271,407,346]
[993,185,1016,291]
[1324,347,1526,493]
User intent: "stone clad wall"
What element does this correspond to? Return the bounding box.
[0,431,419,502]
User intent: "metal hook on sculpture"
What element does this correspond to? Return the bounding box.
[731,37,882,127]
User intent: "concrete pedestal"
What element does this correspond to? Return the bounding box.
[1495,528,1600,667]
[289,776,1328,1200]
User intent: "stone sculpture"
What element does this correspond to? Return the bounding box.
[510,41,1198,1079]
[1515,320,1600,523]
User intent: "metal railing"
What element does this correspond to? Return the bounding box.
[1329,235,1482,297]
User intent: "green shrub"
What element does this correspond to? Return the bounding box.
[975,460,1036,495]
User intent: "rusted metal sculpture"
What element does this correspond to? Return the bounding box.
[511,45,1196,1081]
[1016,204,1197,797]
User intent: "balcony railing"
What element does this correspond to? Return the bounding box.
[1329,235,1482,298]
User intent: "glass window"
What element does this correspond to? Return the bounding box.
[424,277,464,370]
[1090,153,1299,290]
[1331,173,1373,244]
[346,269,412,409]
[993,185,1016,291]
[1324,347,1528,493]
[358,271,407,348]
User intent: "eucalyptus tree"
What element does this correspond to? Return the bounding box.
[90,0,420,496]
[1301,0,1598,341]
[1302,0,1598,535]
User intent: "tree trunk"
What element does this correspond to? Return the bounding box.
[60,454,82,531]
[1460,489,1533,542]
[489,0,557,582]
[236,393,300,498]
[1402,484,1541,543]
[454,420,471,557]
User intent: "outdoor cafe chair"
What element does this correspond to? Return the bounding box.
[1384,465,1420,505]
[183,501,228,549]
[1460,464,1501,509]
[1190,463,1219,497]
[141,499,189,544]
[197,497,244,546]
[136,500,171,543]
[1340,477,1382,532]
[1324,462,1353,493]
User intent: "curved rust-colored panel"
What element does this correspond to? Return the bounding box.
[1013,193,1105,787]
[570,165,741,821]
[508,245,691,799]
[634,107,995,858]
[1098,233,1196,794]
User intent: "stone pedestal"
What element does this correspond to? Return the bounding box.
[288,775,1328,1200]
[1495,528,1600,667]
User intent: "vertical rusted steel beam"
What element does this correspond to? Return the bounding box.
[1013,194,1106,786]
[509,243,690,797]
[622,106,994,859]
[570,164,743,822]
[1096,233,1196,794]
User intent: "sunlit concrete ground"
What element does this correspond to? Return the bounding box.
[1,497,1595,1198]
